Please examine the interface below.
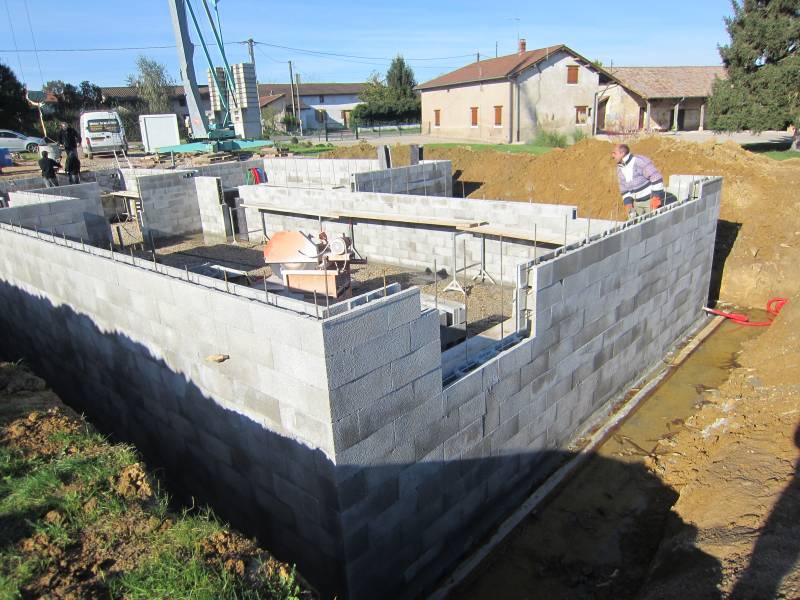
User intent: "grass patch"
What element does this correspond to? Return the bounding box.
[276,142,335,156]
[426,142,554,156]
[758,150,800,160]
[0,386,308,599]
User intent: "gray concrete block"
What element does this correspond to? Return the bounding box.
[391,340,441,390]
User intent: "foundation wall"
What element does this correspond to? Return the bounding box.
[0,194,110,245]
[239,186,614,283]
[191,159,266,190]
[0,222,349,590]
[8,182,102,206]
[327,177,722,598]
[352,161,453,197]
[263,158,380,188]
[137,172,203,238]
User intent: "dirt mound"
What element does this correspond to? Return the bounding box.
[2,408,85,457]
[324,138,800,305]
[113,463,154,501]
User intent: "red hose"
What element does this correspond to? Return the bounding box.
[704,297,789,327]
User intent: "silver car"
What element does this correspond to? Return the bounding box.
[0,129,47,153]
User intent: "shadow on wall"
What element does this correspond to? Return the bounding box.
[0,280,752,599]
[708,219,741,305]
[452,171,483,199]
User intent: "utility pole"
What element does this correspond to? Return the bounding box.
[476,52,480,62]
[288,60,297,134]
[295,73,304,136]
[495,42,498,58]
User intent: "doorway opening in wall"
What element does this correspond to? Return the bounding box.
[668,109,687,131]
[596,99,608,132]
[638,107,646,130]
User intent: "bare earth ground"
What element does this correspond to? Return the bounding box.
[326,139,800,597]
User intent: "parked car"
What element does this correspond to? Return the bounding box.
[0,129,47,154]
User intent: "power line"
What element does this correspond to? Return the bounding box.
[0,39,476,65]
[252,40,474,62]
[22,0,44,88]
[3,0,26,84]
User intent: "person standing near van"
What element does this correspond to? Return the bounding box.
[38,150,60,187]
[58,122,81,183]
[58,121,81,154]
[65,149,81,184]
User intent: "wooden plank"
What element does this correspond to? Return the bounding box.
[332,209,485,229]
[105,190,141,199]
[239,203,340,219]
[456,223,570,246]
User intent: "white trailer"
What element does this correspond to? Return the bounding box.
[139,114,181,153]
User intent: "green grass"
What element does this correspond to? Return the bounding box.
[759,150,800,160]
[275,143,335,156]
[0,408,303,599]
[426,142,555,156]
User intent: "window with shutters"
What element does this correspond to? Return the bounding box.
[567,65,579,85]
[494,106,502,127]
[575,105,588,125]
[434,109,441,127]
[470,106,478,127]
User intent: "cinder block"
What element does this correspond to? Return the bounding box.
[391,340,441,390]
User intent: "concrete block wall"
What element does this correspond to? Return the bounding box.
[137,171,203,238]
[352,160,453,197]
[323,176,722,598]
[0,193,110,246]
[0,221,347,591]
[191,159,265,190]
[119,168,178,195]
[263,158,379,188]
[8,182,102,206]
[196,177,227,244]
[238,185,614,283]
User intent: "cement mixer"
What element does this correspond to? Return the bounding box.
[263,230,356,298]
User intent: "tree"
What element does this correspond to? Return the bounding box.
[351,56,421,124]
[126,56,175,114]
[0,62,36,132]
[708,0,800,131]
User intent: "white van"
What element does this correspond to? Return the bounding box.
[80,110,127,158]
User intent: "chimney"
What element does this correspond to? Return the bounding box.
[518,38,527,54]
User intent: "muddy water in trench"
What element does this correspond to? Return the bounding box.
[452,319,765,600]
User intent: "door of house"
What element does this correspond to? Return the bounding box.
[638,107,646,130]
[597,99,608,132]
[677,109,686,130]
[342,110,350,128]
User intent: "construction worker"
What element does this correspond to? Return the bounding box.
[612,144,665,219]
[57,121,81,183]
[57,121,81,155]
[38,150,60,187]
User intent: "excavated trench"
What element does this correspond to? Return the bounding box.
[449,317,766,599]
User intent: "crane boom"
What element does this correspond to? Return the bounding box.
[167,0,210,139]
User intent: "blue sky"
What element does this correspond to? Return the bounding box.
[1,0,734,89]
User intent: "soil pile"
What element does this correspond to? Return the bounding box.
[324,138,800,305]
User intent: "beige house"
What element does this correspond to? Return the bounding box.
[597,66,727,133]
[416,42,617,142]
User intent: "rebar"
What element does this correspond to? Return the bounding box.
[433,258,438,311]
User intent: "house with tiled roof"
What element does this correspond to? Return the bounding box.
[598,66,727,132]
[416,41,727,140]
[416,41,619,142]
